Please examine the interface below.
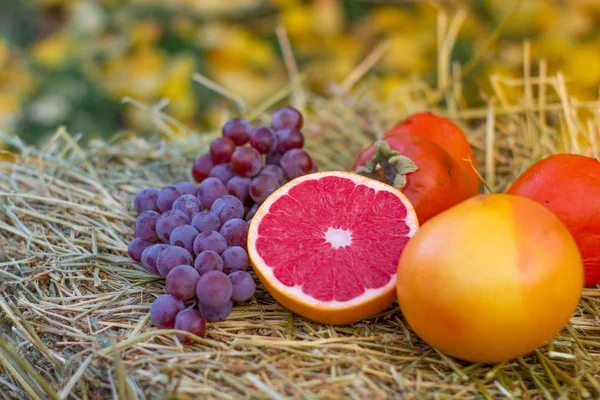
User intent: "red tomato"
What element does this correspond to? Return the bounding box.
[352,134,474,224]
[507,153,600,287]
[387,112,479,194]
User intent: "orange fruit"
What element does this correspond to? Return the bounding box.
[386,112,480,194]
[507,154,600,287]
[352,135,474,224]
[397,194,583,363]
[248,171,419,325]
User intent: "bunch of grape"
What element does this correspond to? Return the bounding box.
[127,106,316,342]
[191,106,317,221]
[128,184,256,341]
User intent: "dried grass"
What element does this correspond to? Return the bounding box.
[2,12,600,400]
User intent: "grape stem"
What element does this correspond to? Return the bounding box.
[355,140,418,190]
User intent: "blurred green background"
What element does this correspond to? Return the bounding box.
[1,0,600,146]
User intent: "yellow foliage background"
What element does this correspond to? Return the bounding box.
[1,0,600,145]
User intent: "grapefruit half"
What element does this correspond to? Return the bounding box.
[248,171,419,325]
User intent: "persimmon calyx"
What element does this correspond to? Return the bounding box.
[355,140,418,190]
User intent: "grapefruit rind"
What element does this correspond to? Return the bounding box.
[248,171,419,325]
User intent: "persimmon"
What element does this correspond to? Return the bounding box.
[397,194,583,363]
[507,153,600,287]
[387,112,479,194]
[352,135,474,224]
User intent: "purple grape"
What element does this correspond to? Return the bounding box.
[174,309,206,342]
[280,148,314,179]
[169,224,200,254]
[157,185,182,212]
[192,154,214,183]
[226,176,251,205]
[141,244,169,275]
[166,265,201,301]
[128,237,154,262]
[157,246,194,277]
[271,106,303,130]
[150,294,184,328]
[229,271,256,302]
[135,210,161,242]
[134,188,159,214]
[222,246,249,274]
[246,204,259,222]
[174,181,197,195]
[250,126,277,154]
[249,175,280,204]
[193,231,228,255]
[222,118,252,145]
[156,210,190,243]
[276,128,304,153]
[199,300,233,322]
[260,165,287,186]
[194,250,224,275]
[210,137,236,164]
[191,211,221,233]
[265,150,284,166]
[196,177,228,209]
[209,163,236,184]
[211,195,244,224]
[310,161,318,173]
[172,194,203,220]
[231,147,262,177]
[196,270,233,307]
[220,218,249,248]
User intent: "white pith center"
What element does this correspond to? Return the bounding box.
[325,227,352,249]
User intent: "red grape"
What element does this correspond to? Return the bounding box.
[193,231,228,255]
[166,265,201,301]
[174,181,197,195]
[156,210,190,243]
[157,185,182,212]
[219,218,249,248]
[209,163,236,184]
[150,294,184,328]
[172,194,203,220]
[249,174,280,204]
[134,188,159,214]
[271,106,303,130]
[211,195,244,224]
[169,224,200,254]
[222,118,252,145]
[226,176,251,205]
[141,243,169,275]
[192,154,214,183]
[222,246,249,274]
[229,271,256,302]
[195,250,224,275]
[191,211,221,233]
[280,148,314,179]
[231,147,262,177]
[196,270,232,307]
[276,128,304,153]
[250,126,277,154]
[157,246,194,277]
[135,210,161,242]
[128,237,154,262]
[174,309,206,342]
[196,177,228,208]
[210,137,236,164]
[260,165,287,186]
[199,300,233,322]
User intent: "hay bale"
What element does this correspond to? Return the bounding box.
[1,64,600,400]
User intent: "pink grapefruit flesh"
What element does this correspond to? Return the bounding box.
[248,171,419,325]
